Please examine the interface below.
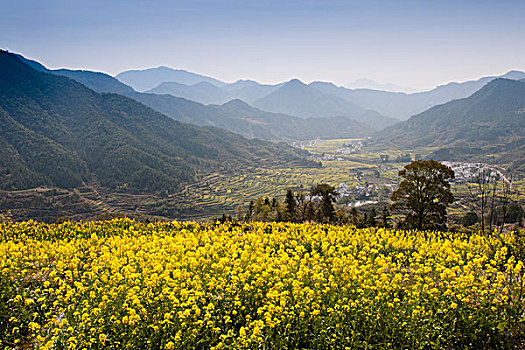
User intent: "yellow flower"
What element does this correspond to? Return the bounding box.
[239,326,246,338]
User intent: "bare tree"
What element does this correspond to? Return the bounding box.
[497,173,516,233]
[468,169,490,234]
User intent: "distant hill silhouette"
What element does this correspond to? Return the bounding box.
[146,79,282,105]
[253,79,397,129]
[147,81,231,105]
[116,66,226,92]
[114,63,525,124]
[311,71,525,120]
[14,55,374,141]
[345,78,418,93]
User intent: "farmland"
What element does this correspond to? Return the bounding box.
[1,138,523,222]
[1,219,524,349]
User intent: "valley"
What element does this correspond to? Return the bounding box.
[3,136,521,224]
[3,2,525,349]
[1,51,524,226]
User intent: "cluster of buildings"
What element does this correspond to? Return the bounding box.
[337,140,363,154]
[442,161,510,184]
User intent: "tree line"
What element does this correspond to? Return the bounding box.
[228,160,523,232]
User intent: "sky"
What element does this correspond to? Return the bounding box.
[2,0,525,90]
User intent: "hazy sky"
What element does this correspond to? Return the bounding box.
[2,0,525,90]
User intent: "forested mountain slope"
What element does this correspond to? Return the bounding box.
[0,51,313,192]
[375,78,525,171]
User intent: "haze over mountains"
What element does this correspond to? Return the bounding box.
[117,65,525,121]
[13,54,376,142]
[11,51,525,147]
[345,79,418,93]
[251,79,397,129]
[116,66,227,92]
[7,51,525,149]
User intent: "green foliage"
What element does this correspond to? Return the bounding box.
[391,160,455,230]
[284,189,296,222]
[491,202,524,224]
[461,211,479,227]
[311,183,337,223]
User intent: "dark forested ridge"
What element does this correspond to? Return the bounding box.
[127,93,375,141]
[0,51,314,192]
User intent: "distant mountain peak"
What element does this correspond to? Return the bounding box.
[234,79,257,83]
[287,78,306,86]
[116,66,227,91]
[345,78,418,93]
[310,81,338,88]
[222,99,251,108]
[500,70,525,80]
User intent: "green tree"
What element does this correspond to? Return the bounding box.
[368,208,377,227]
[311,183,338,223]
[381,207,390,228]
[391,160,455,230]
[285,189,297,222]
[461,211,479,227]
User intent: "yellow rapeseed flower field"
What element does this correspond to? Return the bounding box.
[1,219,524,349]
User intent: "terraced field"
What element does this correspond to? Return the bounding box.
[2,138,522,222]
[154,139,413,219]
[170,164,363,220]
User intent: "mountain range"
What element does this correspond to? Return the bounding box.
[8,51,525,158]
[144,77,397,128]
[116,66,226,91]
[0,50,315,192]
[251,79,397,129]
[345,78,418,93]
[2,49,524,222]
[118,65,525,121]
[13,54,376,142]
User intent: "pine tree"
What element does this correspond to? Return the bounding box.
[285,189,296,222]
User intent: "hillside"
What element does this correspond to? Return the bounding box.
[12,56,373,142]
[311,71,525,120]
[253,79,363,118]
[253,79,396,129]
[147,81,231,105]
[208,99,373,140]
[54,69,136,95]
[14,54,136,95]
[0,51,313,192]
[127,93,374,141]
[146,79,282,105]
[375,78,525,170]
[116,66,226,92]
